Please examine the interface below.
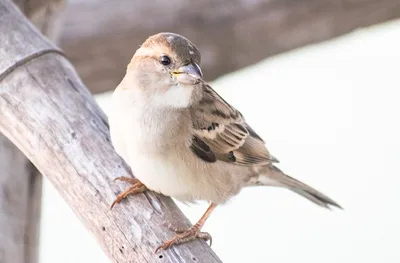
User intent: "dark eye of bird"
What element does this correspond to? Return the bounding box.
[160,55,171,66]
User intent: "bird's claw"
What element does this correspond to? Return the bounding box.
[112,176,138,184]
[162,222,187,234]
[155,226,212,253]
[110,176,147,209]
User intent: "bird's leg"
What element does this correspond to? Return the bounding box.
[110,176,147,209]
[155,203,217,253]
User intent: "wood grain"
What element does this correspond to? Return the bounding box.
[0,0,222,262]
[61,0,400,94]
[0,0,65,262]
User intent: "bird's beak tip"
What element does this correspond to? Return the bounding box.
[174,62,203,79]
[171,63,203,85]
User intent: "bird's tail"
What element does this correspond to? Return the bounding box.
[259,165,342,209]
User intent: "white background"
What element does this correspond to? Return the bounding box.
[40,20,400,263]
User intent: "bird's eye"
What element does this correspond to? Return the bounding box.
[160,55,171,66]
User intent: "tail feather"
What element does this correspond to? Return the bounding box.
[259,165,342,209]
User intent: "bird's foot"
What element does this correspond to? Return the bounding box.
[110,176,147,209]
[155,223,212,253]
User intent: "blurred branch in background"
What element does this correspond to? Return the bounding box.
[12,0,66,40]
[61,0,400,94]
[0,0,66,262]
[0,137,42,263]
[0,0,222,262]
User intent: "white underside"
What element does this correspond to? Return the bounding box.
[125,150,203,201]
[109,84,249,203]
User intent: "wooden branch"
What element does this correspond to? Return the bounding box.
[0,1,222,262]
[61,0,400,94]
[12,0,66,41]
[0,136,42,263]
[0,1,65,262]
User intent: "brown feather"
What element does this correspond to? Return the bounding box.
[190,136,217,163]
[190,83,278,166]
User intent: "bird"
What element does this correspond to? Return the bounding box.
[108,32,342,252]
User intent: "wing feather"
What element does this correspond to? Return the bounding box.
[189,83,278,166]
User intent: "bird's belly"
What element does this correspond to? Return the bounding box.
[113,113,246,203]
[125,144,245,204]
[127,152,201,201]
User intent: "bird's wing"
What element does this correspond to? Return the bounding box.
[190,83,278,166]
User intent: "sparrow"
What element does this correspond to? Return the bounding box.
[108,32,342,252]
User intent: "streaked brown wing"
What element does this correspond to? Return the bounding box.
[189,83,278,166]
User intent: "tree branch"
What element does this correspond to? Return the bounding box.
[0,0,222,262]
[61,0,400,94]
[0,0,65,262]
[0,137,42,263]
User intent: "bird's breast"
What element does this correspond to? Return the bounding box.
[109,90,246,203]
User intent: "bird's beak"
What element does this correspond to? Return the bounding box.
[171,62,203,85]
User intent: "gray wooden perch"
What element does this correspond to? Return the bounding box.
[0,0,65,262]
[0,0,222,262]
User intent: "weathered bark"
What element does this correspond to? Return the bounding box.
[61,0,400,94]
[0,0,66,262]
[0,1,222,262]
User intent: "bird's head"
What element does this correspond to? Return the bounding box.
[124,32,204,108]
